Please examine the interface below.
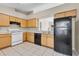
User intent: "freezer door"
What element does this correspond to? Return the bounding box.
[54,17,71,28]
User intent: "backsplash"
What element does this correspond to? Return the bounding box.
[0,27,9,33]
[21,28,41,33]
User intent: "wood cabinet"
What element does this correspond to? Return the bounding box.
[10,16,16,22]
[28,20,32,27]
[54,12,65,18]
[54,9,76,18]
[21,20,27,28]
[65,10,76,17]
[10,16,28,28]
[15,17,22,23]
[10,16,21,23]
[46,35,54,48]
[10,17,38,28]
[41,34,47,46]
[28,18,38,28]
[41,33,54,48]
[23,32,27,42]
[27,32,34,43]
[0,34,11,49]
[0,14,10,26]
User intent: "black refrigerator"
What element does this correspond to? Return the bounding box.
[54,17,72,56]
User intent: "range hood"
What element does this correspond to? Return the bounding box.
[10,21,20,25]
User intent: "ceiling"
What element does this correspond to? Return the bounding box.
[0,3,63,15]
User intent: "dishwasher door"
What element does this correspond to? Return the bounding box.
[34,33,41,45]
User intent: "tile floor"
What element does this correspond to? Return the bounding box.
[0,42,67,56]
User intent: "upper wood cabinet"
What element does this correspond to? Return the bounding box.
[28,18,38,28]
[0,34,11,49]
[65,10,76,17]
[10,16,21,23]
[15,17,22,23]
[10,16,16,22]
[54,12,65,18]
[0,14,10,26]
[21,20,27,28]
[54,9,76,18]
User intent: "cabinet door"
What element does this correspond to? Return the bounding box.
[54,12,65,18]
[28,18,38,28]
[10,16,16,22]
[15,17,21,23]
[32,19,38,27]
[27,32,34,43]
[0,14,9,26]
[30,33,34,43]
[46,35,54,48]
[21,20,27,27]
[0,35,11,49]
[41,34,47,46]
[28,20,32,27]
[23,32,27,42]
[65,10,76,17]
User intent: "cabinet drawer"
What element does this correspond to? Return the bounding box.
[0,34,11,37]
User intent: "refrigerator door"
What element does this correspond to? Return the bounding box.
[54,17,72,55]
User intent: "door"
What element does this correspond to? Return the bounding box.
[54,17,72,55]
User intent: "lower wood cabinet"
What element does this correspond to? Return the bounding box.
[46,35,54,48]
[41,33,54,48]
[23,32,27,42]
[0,34,11,49]
[27,32,34,43]
[41,34,47,46]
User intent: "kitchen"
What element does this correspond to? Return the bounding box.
[0,3,78,56]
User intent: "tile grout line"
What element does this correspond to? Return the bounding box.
[1,50,7,56]
[11,47,23,56]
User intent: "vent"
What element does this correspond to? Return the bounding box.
[15,9,33,15]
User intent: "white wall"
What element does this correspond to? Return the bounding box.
[39,17,54,31]
[0,5,27,19]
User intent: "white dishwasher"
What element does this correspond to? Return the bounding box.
[9,29,23,46]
